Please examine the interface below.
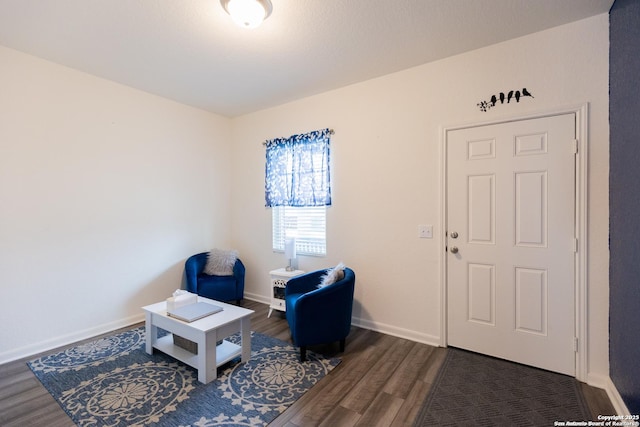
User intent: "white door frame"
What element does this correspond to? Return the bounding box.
[439,104,589,381]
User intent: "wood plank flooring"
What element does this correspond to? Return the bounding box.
[0,300,615,426]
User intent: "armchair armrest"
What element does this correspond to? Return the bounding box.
[285,269,327,296]
[288,273,355,345]
[185,252,208,293]
[284,267,355,361]
[233,258,246,297]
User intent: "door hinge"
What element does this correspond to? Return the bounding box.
[574,337,579,352]
[573,238,578,253]
[572,139,579,154]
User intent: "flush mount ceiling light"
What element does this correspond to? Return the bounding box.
[220,0,273,29]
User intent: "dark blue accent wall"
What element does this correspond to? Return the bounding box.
[609,0,640,415]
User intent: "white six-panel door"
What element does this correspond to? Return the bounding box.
[446,113,576,376]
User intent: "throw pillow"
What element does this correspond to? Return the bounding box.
[319,262,346,287]
[204,248,239,276]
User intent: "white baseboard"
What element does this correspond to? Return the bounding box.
[1,295,271,365]
[0,313,144,365]
[244,292,270,306]
[587,372,631,415]
[604,377,632,416]
[246,293,441,347]
[351,316,441,348]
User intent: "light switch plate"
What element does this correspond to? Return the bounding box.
[418,225,433,238]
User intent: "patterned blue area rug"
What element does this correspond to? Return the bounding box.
[28,327,340,426]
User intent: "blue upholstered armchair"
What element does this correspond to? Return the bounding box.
[285,267,355,362]
[185,252,245,304]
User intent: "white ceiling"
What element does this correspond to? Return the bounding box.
[0,0,613,117]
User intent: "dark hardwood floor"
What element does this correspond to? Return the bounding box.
[0,300,615,426]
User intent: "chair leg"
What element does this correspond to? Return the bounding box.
[339,338,346,352]
[300,346,307,362]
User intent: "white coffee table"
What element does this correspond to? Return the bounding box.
[142,296,254,384]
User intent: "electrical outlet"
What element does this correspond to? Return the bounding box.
[418,225,433,238]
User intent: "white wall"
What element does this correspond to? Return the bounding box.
[230,15,610,383]
[0,14,611,387]
[0,45,232,362]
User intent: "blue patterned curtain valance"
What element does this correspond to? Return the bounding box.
[265,128,332,207]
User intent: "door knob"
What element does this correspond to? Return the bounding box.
[450,231,458,239]
[450,246,459,254]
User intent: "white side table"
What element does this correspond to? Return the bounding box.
[268,268,305,317]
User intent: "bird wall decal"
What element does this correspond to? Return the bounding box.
[478,87,534,112]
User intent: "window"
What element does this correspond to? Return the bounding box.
[272,206,326,256]
[265,128,332,256]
